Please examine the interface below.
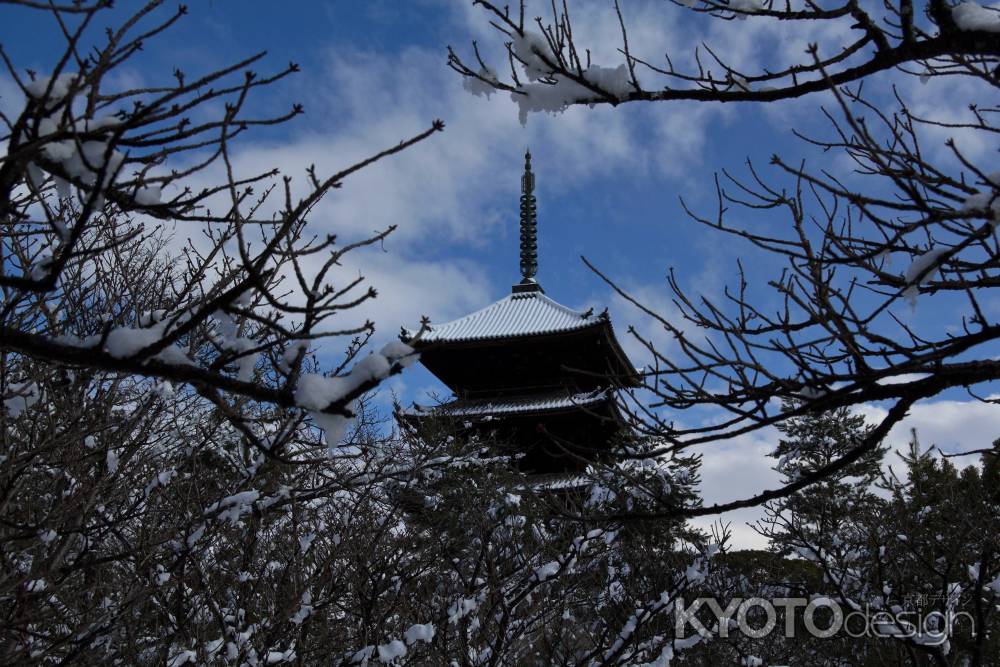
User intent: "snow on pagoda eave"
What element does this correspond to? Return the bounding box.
[401,291,600,344]
[401,388,624,421]
[400,291,640,387]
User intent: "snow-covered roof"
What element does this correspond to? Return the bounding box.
[407,389,612,418]
[408,291,600,343]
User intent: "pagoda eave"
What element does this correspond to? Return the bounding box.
[411,323,638,396]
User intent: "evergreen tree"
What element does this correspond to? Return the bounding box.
[762,402,885,555]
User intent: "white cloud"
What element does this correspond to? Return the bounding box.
[858,397,1000,471]
[602,283,686,370]
[336,249,493,348]
[689,427,781,550]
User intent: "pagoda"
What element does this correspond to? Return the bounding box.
[401,152,639,477]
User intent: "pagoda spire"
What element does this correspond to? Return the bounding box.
[514,149,543,293]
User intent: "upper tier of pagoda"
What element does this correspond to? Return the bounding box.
[400,150,637,473]
[401,149,638,400]
[401,290,637,397]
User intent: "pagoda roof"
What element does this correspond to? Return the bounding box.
[406,291,601,344]
[405,388,613,419]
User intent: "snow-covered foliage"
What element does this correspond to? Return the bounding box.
[1,354,734,665]
[2,1,434,464]
[0,3,448,663]
[471,27,637,125]
[584,443,700,516]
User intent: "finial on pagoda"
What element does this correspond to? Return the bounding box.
[513,149,543,294]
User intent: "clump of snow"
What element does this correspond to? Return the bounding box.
[25,579,47,593]
[25,73,79,103]
[295,373,350,412]
[507,28,636,124]
[297,345,414,444]
[512,64,630,126]
[258,486,291,510]
[513,31,555,82]
[106,449,119,475]
[902,246,948,306]
[104,324,164,358]
[265,648,296,664]
[403,623,435,645]
[25,162,45,188]
[351,646,375,664]
[139,309,166,328]
[987,573,1000,596]
[584,64,632,95]
[294,375,353,445]
[289,591,313,625]
[24,74,130,205]
[212,308,258,382]
[731,73,751,92]
[78,115,121,132]
[61,140,124,190]
[133,185,162,206]
[41,138,74,163]
[186,524,206,548]
[797,385,827,400]
[353,353,392,384]
[280,339,310,371]
[952,2,1000,31]
[104,320,193,366]
[377,640,406,663]
[685,559,707,584]
[53,174,72,199]
[962,172,1000,224]
[4,381,40,417]
[534,560,561,582]
[166,650,196,667]
[318,413,354,450]
[447,597,479,624]
[152,380,174,399]
[207,490,260,525]
[232,341,258,382]
[728,0,765,19]
[144,469,177,498]
[463,66,499,98]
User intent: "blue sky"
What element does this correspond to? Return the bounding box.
[6,1,999,546]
